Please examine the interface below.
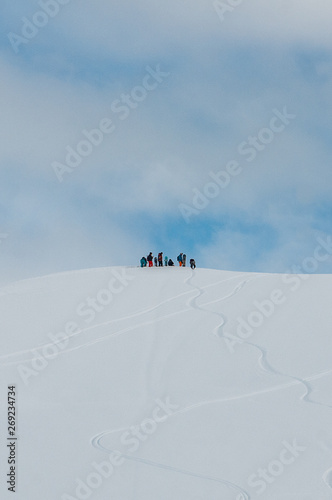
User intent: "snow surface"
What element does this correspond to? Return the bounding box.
[1,266,332,499]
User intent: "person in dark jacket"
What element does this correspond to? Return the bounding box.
[154,256,158,267]
[183,254,187,267]
[158,252,163,266]
[190,258,196,269]
[147,252,153,267]
[168,259,174,266]
[177,253,183,266]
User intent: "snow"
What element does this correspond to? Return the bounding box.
[1,266,332,499]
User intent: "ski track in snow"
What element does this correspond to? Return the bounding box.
[4,267,332,407]
[0,272,254,366]
[3,268,331,497]
[186,269,332,409]
[323,467,332,490]
[5,270,332,400]
[185,269,332,493]
[90,271,259,500]
[90,431,251,500]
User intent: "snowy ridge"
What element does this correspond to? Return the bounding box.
[1,266,332,499]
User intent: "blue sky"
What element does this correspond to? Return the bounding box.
[1,0,332,283]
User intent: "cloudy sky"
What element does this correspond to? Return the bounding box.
[1,0,332,283]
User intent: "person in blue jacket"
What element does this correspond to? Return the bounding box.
[140,256,147,267]
[177,253,183,266]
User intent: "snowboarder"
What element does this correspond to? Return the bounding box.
[177,253,183,267]
[190,258,196,269]
[147,252,153,267]
[168,259,174,266]
[183,254,187,267]
[158,252,163,266]
[154,256,158,267]
[164,255,168,266]
[140,256,147,267]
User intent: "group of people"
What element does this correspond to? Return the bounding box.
[140,252,196,269]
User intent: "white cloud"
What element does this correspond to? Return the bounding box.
[1,0,332,280]
[50,0,332,58]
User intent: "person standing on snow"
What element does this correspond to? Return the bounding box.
[154,256,158,267]
[177,253,183,266]
[140,256,147,267]
[158,252,163,266]
[190,258,196,269]
[147,252,153,267]
[183,254,187,267]
[164,255,168,266]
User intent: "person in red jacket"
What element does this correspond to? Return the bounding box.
[147,252,153,267]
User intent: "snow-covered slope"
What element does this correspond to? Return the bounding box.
[1,266,332,499]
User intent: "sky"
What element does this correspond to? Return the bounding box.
[1,0,332,283]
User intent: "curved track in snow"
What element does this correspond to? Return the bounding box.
[185,269,332,493]
[0,272,251,365]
